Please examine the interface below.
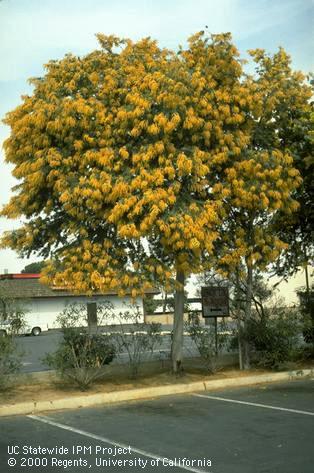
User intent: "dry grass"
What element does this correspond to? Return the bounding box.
[1,357,312,407]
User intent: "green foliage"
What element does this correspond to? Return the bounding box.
[245,308,303,369]
[21,261,46,273]
[109,308,162,378]
[0,335,23,391]
[0,290,27,336]
[298,288,314,344]
[297,343,314,361]
[0,288,26,389]
[273,98,314,278]
[43,332,115,390]
[143,295,160,315]
[43,303,115,390]
[185,321,229,373]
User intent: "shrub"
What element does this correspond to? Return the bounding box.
[43,331,115,390]
[0,301,27,336]
[43,303,116,390]
[185,321,229,373]
[245,309,303,369]
[0,335,23,390]
[109,307,162,378]
[55,301,112,330]
[301,312,314,355]
[298,291,314,344]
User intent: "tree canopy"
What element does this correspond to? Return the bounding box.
[1,31,311,371]
[1,33,251,294]
[246,49,313,280]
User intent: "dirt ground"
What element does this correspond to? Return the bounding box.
[1,358,312,407]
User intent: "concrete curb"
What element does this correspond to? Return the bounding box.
[0,368,313,417]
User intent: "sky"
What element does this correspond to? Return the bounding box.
[0,0,313,277]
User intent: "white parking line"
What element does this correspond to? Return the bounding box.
[192,393,314,416]
[28,415,212,473]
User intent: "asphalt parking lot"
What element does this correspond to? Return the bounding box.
[16,330,201,372]
[1,378,313,473]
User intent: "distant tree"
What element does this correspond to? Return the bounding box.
[266,67,314,282]
[207,48,310,368]
[21,261,46,273]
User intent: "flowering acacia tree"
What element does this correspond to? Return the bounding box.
[1,32,305,372]
[1,32,253,372]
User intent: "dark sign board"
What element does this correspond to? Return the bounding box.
[201,286,229,317]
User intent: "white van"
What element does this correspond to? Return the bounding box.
[0,316,46,336]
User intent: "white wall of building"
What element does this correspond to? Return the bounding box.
[268,268,313,306]
[22,295,144,333]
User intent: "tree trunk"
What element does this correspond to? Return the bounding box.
[304,257,314,347]
[87,302,97,335]
[171,268,185,374]
[237,321,244,370]
[243,262,253,370]
[162,291,168,314]
[235,272,243,370]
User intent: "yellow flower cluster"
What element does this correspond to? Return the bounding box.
[1,31,308,295]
